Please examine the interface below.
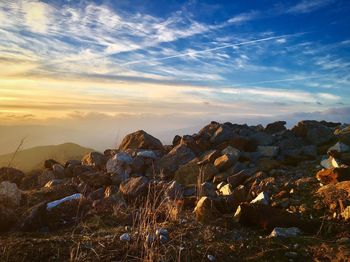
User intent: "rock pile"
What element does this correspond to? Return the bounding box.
[0,120,349,244]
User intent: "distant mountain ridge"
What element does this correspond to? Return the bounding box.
[0,143,95,172]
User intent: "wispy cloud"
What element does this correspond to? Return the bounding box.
[121,34,302,66]
[287,0,334,14]
[228,11,259,24]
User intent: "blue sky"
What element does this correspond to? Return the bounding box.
[0,0,350,151]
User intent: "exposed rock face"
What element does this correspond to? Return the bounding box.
[0,167,25,186]
[119,130,163,151]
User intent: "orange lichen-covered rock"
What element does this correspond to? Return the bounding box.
[316,168,350,184]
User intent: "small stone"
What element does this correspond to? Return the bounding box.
[207,254,216,261]
[285,252,298,258]
[156,228,169,237]
[120,233,131,242]
[341,206,350,221]
[46,193,83,210]
[250,191,269,205]
[219,184,233,196]
[336,237,350,244]
[269,227,302,238]
[159,234,168,244]
[320,156,341,169]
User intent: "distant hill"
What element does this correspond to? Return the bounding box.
[0,143,95,172]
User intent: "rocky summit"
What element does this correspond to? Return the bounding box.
[1,120,350,261]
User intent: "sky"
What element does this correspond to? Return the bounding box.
[0,0,350,153]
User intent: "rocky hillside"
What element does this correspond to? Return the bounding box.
[0,143,94,172]
[0,120,350,261]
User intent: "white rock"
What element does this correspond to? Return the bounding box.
[269,227,301,238]
[207,254,216,261]
[106,152,133,174]
[257,146,279,157]
[219,184,232,196]
[233,205,242,222]
[250,191,269,205]
[328,142,350,153]
[320,156,341,169]
[0,181,21,206]
[120,233,131,242]
[137,150,157,159]
[46,193,83,210]
[216,182,226,190]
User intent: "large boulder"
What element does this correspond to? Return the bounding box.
[194,196,221,223]
[0,181,22,206]
[229,136,258,152]
[106,152,133,182]
[20,202,48,231]
[0,167,25,186]
[78,171,112,188]
[82,152,107,170]
[234,203,319,233]
[214,154,235,171]
[38,169,55,187]
[119,176,149,200]
[264,121,287,134]
[227,169,251,189]
[158,144,196,176]
[174,161,218,186]
[210,124,236,145]
[119,130,163,151]
[292,120,335,145]
[25,184,78,207]
[47,196,91,230]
